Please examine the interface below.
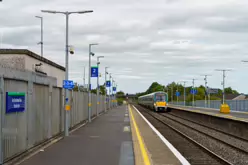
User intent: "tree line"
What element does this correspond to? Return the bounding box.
[136,82,239,102]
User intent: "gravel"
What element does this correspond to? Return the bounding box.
[158,113,248,165]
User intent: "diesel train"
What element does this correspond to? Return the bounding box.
[138,91,169,112]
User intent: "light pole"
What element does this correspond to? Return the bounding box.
[176,83,179,105]
[83,66,86,90]
[115,83,118,106]
[201,75,211,107]
[41,9,93,136]
[109,73,112,109]
[171,84,173,104]
[105,67,109,112]
[192,79,197,107]
[179,81,187,106]
[112,79,115,107]
[215,69,231,104]
[88,43,98,122]
[35,16,43,57]
[96,56,104,116]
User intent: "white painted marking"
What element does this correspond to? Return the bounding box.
[123,126,130,132]
[132,105,190,165]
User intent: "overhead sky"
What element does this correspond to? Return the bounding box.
[1,0,248,94]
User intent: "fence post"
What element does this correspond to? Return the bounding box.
[27,77,33,149]
[0,76,4,164]
[48,83,52,138]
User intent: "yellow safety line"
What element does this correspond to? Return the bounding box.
[128,105,151,165]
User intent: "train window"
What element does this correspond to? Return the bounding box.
[155,95,165,101]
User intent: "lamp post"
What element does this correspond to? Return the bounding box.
[115,83,118,106]
[35,16,43,57]
[179,81,187,106]
[96,56,104,116]
[215,69,231,104]
[83,66,86,90]
[88,43,98,122]
[192,79,197,107]
[105,67,109,112]
[201,75,211,107]
[109,73,112,109]
[112,79,115,107]
[41,9,93,136]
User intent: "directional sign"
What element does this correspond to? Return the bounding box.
[176,91,180,97]
[113,87,116,91]
[106,81,111,87]
[207,88,218,94]
[63,80,74,89]
[190,89,197,95]
[91,66,98,77]
[6,92,25,114]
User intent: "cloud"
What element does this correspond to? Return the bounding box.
[1,0,248,94]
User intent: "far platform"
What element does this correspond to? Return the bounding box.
[168,105,248,123]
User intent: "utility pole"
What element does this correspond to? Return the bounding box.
[215,69,231,104]
[201,75,211,107]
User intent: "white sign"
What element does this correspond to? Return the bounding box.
[207,88,218,94]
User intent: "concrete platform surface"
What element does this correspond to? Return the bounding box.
[18,106,134,165]
[169,105,248,123]
[129,105,187,165]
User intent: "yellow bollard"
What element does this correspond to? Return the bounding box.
[220,104,230,114]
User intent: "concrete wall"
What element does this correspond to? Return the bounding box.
[0,54,25,70]
[24,55,64,87]
[0,54,65,87]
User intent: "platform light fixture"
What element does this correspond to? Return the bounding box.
[41,9,93,137]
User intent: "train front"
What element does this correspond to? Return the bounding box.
[154,92,168,112]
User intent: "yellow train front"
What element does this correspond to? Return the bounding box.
[138,91,169,112]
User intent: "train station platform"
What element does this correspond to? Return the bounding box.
[169,105,248,123]
[14,104,187,165]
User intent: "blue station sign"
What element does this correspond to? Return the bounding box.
[113,87,116,91]
[176,91,180,97]
[6,92,25,114]
[190,88,197,95]
[91,66,98,77]
[106,81,111,87]
[63,80,74,89]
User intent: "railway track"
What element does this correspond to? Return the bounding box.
[134,104,248,165]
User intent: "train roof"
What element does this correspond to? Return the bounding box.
[138,91,167,98]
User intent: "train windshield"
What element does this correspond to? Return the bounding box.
[155,94,165,101]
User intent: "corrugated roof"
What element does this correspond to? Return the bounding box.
[0,49,65,71]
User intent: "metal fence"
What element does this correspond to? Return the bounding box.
[171,100,248,112]
[0,76,116,161]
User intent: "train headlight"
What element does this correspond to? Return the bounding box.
[154,103,156,106]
